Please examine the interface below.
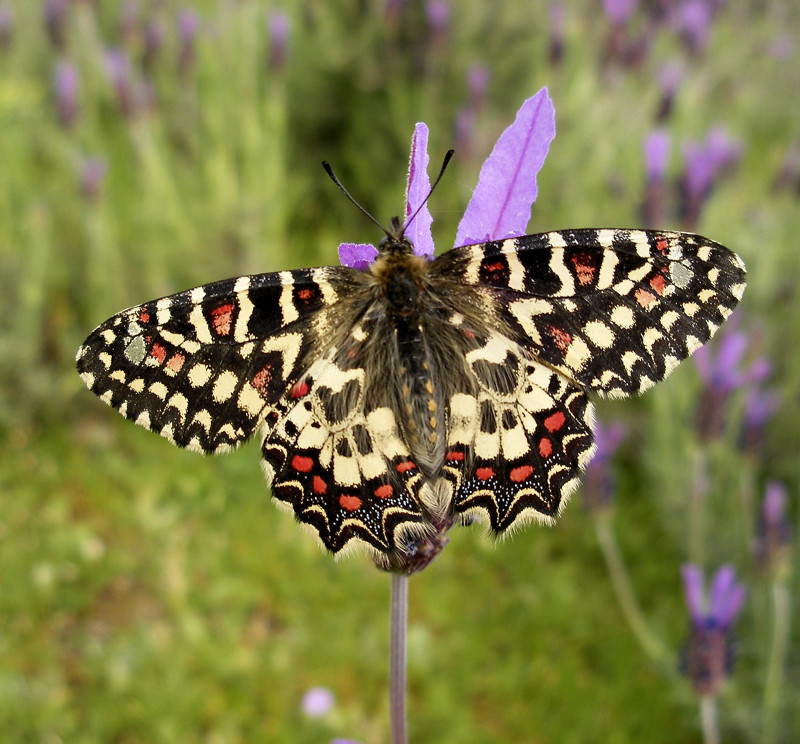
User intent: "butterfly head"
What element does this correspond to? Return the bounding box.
[377,216,414,256]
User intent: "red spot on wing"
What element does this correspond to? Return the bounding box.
[150,342,167,363]
[290,380,309,399]
[570,253,598,286]
[634,288,658,308]
[655,236,669,253]
[446,450,465,462]
[374,484,394,499]
[546,325,573,354]
[510,465,534,483]
[476,466,495,481]
[297,288,314,301]
[544,411,566,432]
[463,328,476,339]
[312,475,327,494]
[291,455,313,473]
[649,273,666,294]
[166,353,185,373]
[138,309,150,323]
[396,460,416,473]
[539,437,553,458]
[339,494,362,511]
[252,365,273,395]
[210,303,234,336]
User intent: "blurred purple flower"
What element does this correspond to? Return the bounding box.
[740,380,778,456]
[548,3,565,65]
[301,686,335,717]
[755,482,792,575]
[467,65,490,111]
[693,319,770,441]
[268,10,290,71]
[143,17,167,70]
[177,8,200,77]
[119,0,140,48]
[454,108,477,160]
[426,0,449,32]
[603,0,639,25]
[339,89,556,271]
[44,0,70,50]
[681,564,746,696]
[54,60,79,129]
[656,61,683,121]
[773,140,800,193]
[583,419,626,512]
[0,2,13,50]
[105,49,138,116]
[679,127,742,230]
[641,130,670,226]
[671,0,713,54]
[331,740,363,744]
[79,157,108,202]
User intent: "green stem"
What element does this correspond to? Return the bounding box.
[390,573,409,744]
[594,513,670,667]
[763,579,791,744]
[700,695,720,744]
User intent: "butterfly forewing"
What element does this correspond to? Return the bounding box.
[76,266,360,453]
[434,229,747,398]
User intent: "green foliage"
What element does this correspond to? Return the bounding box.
[1,0,798,742]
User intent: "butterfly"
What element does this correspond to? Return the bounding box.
[76,216,746,572]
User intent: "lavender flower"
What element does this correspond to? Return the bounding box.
[54,61,79,129]
[655,61,683,121]
[641,130,670,226]
[0,2,13,51]
[548,3,565,65]
[105,49,138,117]
[693,319,769,441]
[679,127,742,229]
[301,686,335,717]
[603,0,639,26]
[671,0,713,54]
[143,17,167,71]
[119,0,140,49]
[681,564,746,696]
[177,8,200,77]
[339,88,556,269]
[740,378,778,456]
[268,10,290,72]
[44,0,70,50]
[755,482,792,576]
[583,420,626,512]
[79,157,108,203]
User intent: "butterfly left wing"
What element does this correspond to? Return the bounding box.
[76,267,362,453]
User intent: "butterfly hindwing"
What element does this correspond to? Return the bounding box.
[260,318,429,553]
[434,229,747,398]
[76,267,357,453]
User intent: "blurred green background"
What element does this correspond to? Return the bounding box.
[1,0,798,742]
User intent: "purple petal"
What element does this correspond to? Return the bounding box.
[603,0,639,25]
[591,420,626,462]
[404,123,435,259]
[763,482,788,527]
[643,129,670,182]
[681,563,705,622]
[301,686,335,717]
[455,88,555,247]
[709,565,735,621]
[338,242,378,270]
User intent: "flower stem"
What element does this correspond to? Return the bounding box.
[699,695,720,744]
[390,573,409,744]
[763,578,791,744]
[594,513,670,667]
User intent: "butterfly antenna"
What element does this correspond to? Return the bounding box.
[403,149,455,234]
[322,161,390,238]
